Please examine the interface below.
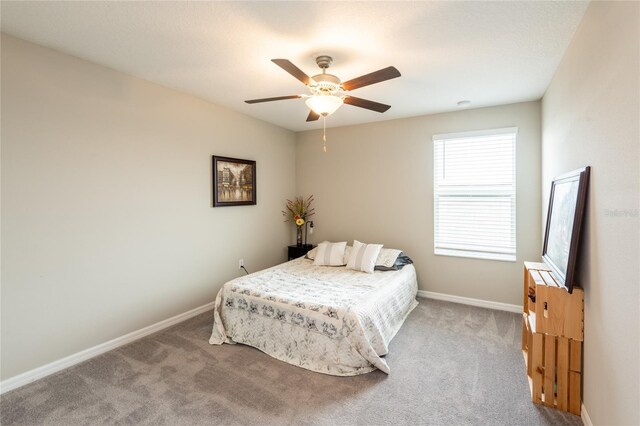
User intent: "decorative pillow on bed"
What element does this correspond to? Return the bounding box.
[375,248,403,268]
[313,241,348,266]
[305,241,329,260]
[346,240,384,273]
[306,243,353,264]
[374,253,414,271]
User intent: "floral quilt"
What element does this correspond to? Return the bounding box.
[209,257,418,376]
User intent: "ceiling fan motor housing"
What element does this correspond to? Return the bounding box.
[310,73,342,95]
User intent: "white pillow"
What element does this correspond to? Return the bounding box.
[313,242,348,266]
[306,243,354,264]
[375,248,403,268]
[305,241,329,260]
[346,240,384,273]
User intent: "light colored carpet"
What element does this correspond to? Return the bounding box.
[0,298,582,425]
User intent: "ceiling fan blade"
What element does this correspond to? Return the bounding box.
[245,95,301,104]
[306,110,320,122]
[272,59,312,85]
[344,96,391,113]
[341,66,401,91]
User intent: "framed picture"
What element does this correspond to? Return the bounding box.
[542,166,590,293]
[212,156,256,207]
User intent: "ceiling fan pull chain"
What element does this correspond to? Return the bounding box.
[322,116,327,153]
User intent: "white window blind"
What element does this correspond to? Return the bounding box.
[433,128,517,262]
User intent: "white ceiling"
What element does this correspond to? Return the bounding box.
[0,1,589,132]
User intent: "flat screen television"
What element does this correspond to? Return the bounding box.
[542,166,590,293]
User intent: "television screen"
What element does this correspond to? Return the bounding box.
[542,167,590,293]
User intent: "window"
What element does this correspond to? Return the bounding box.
[433,128,517,261]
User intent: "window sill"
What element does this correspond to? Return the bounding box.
[434,248,516,262]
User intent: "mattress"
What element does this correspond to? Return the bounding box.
[209,256,418,376]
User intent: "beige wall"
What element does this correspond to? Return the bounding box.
[296,101,541,306]
[0,35,296,380]
[541,2,639,424]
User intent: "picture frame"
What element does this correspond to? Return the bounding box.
[542,166,590,293]
[212,156,256,207]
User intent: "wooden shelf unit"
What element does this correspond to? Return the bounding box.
[521,262,584,415]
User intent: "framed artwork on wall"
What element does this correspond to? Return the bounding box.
[212,156,256,207]
[542,166,590,293]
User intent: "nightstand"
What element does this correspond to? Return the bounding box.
[288,244,314,260]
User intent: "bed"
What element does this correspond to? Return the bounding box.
[209,255,418,376]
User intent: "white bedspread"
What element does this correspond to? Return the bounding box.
[209,257,418,376]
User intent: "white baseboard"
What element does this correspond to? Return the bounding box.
[0,301,215,395]
[581,403,592,426]
[417,290,522,313]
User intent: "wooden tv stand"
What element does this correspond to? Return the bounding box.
[521,262,584,415]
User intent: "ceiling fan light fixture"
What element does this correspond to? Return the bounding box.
[305,95,344,116]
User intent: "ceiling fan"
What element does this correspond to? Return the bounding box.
[245,55,401,122]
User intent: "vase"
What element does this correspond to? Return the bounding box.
[296,226,303,247]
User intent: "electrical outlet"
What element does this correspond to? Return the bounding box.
[238,259,244,269]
